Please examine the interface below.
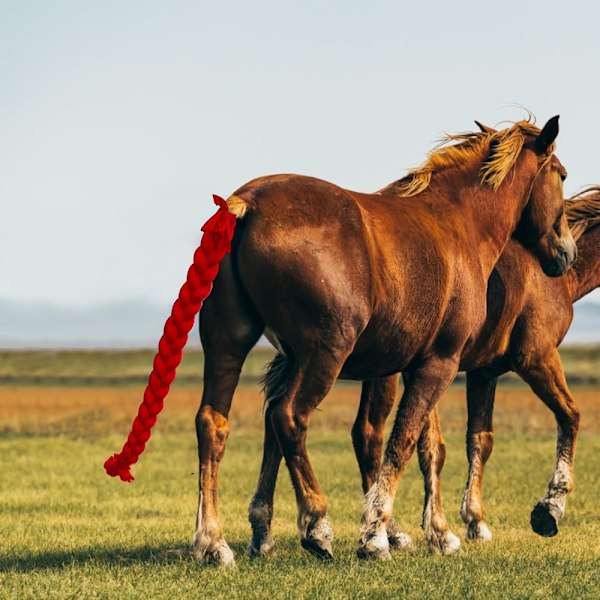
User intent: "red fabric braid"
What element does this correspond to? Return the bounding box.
[104,194,236,482]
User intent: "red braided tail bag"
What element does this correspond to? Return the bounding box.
[104,195,236,482]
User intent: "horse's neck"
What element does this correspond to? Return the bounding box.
[384,156,534,277]
[567,226,600,302]
[449,173,532,277]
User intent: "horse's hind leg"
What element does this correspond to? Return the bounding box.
[417,405,461,554]
[460,370,496,542]
[269,344,354,560]
[351,375,413,550]
[247,354,288,557]
[514,348,580,537]
[193,256,263,567]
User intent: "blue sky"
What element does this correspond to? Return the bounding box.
[2,0,600,315]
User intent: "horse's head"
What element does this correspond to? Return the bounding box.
[513,116,577,277]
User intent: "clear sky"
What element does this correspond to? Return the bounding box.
[2,0,600,311]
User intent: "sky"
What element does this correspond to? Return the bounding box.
[1,0,600,321]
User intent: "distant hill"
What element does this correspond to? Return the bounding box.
[0,298,598,349]
[0,299,185,349]
[565,299,600,344]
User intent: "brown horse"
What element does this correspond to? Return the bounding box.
[346,185,600,552]
[194,117,574,566]
[460,186,600,540]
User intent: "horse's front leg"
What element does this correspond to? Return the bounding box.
[357,356,460,559]
[416,403,461,554]
[351,375,413,550]
[515,348,580,537]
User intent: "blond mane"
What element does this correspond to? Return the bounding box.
[566,186,600,241]
[396,120,547,197]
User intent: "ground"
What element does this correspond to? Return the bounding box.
[0,350,599,598]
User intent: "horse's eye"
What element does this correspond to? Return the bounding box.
[560,172,567,182]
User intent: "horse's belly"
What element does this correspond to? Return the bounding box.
[339,328,423,380]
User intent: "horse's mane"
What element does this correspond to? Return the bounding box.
[397,120,546,197]
[566,186,600,240]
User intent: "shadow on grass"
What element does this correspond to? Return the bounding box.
[0,539,265,573]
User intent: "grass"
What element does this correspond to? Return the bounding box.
[0,348,274,386]
[1,345,599,386]
[1,379,600,598]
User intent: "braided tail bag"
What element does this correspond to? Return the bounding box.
[104,195,236,482]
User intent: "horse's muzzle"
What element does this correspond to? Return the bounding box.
[542,236,577,277]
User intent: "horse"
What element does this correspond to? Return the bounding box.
[456,186,600,537]
[194,116,575,566]
[340,185,600,553]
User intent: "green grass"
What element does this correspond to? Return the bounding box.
[1,345,599,386]
[2,422,600,598]
[0,348,275,387]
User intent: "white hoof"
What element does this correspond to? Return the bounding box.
[428,530,461,555]
[357,527,391,560]
[440,531,461,555]
[466,521,492,542]
[195,538,236,568]
[391,531,414,551]
[387,518,414,551]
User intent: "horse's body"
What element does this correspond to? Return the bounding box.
[236,174,493,380]
[193,118,574,566]
[351,188,600,550]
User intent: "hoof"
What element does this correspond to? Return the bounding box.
[248,541,275,558]
[465,521,492,542]
[429,531,461,556]
[357,528,392,561]
[301,536,333,560]
[247,537,276,558]
[387,518,414,551]
[531,500,562,537]
[194,539,236,568]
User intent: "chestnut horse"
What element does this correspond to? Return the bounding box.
[194,117,575,566]
[340,185,600,553]
[458,186,600,538]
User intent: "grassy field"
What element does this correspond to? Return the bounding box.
[1,351,600,598]
[1,344,599,386]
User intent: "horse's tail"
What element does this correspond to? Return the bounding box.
[103,195,237,483]
[261,352,294,409]
[227,194,253,219]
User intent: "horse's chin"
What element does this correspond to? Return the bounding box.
[540,237,577,278]
[541,253,572,277]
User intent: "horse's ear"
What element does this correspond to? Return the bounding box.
[536,115,560,153]
[474,120,496,134]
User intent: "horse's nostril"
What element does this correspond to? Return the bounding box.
[558,246,568,262]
